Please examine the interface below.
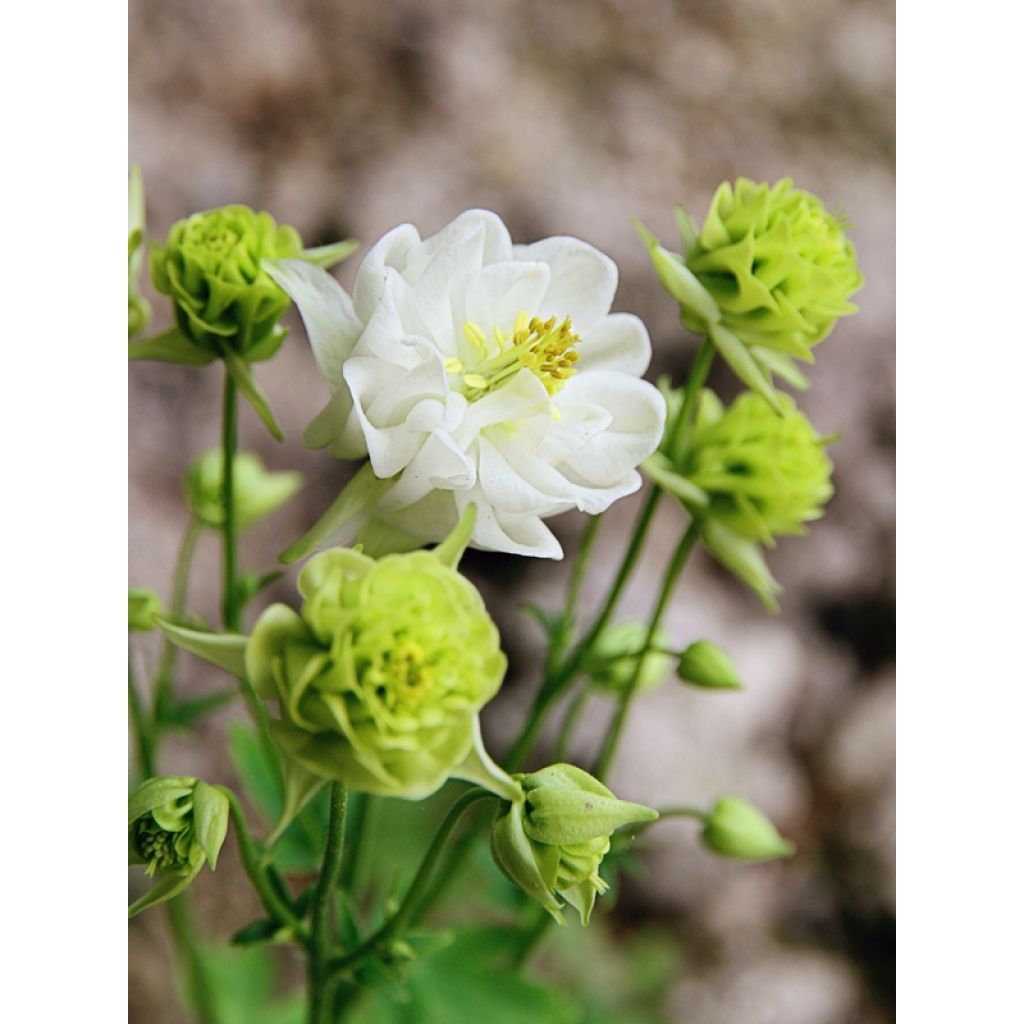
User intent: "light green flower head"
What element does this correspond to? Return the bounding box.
[684,178,862,360]
[246,512,507,799]
[128,777,229,917]
[150,205,303,359]
[185,449,302,531]
[701,796,794,861]
[491,764,657,925]
[584,621,672,696]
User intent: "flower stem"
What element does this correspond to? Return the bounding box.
[593,520,700,780]
[166,896,220,1024]
[221,368,240,632]
[339,792,370,893]
[328,788,496,983]
[310,783,348,1024]
[553,685,591,763]
[559,514,601,655]
[128,643,155,777]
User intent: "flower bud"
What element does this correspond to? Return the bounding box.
[128,587,164,633]
[490,764,657,924]
[676,640,742,690]
[150,205,303,359]
[583,621,672,696]
[184,449,302,531]
[245,508,508,799]
[700,796,794,861]
[128,777,229,917]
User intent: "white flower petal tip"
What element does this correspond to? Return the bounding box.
[288,211,668,559]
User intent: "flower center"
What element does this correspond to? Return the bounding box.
[135,817,191,876]
[447,312,580,401]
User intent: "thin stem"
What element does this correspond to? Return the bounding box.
[221,789,309,944]
[561,515,601,649]
[593,520,700,780]
[166,896,220,1024]
[553,685,591,763]
[669,336,716,461]
[339,792,370,894]
[221,368,240,632]
[128,644,155,778]
[310,784,348,1024]
[328,788,496,982]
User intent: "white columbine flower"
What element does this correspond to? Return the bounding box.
[268,210,666,559]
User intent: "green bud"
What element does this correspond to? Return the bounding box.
[676,640,742,690]
[245,508,508,799]
[150,205,303,359]
[490,764,657,925]
[683,179,862,360]
[184,449,302,531]
[128,587,164,633]
[128,777,230,917]
[584,621,672,696]
[128,164,150,339]
[701,796,794,861]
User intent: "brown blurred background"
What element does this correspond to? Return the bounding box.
[129,1,895,1021]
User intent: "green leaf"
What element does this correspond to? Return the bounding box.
[222,347,284,441]
[128,327,216,366]
[159,689,238,730]
[157,618,248,678]
[296,239,359,269]
[230,917,288,947]
[196,943,305,1024]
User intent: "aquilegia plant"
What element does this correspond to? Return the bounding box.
[128,170,861,1023]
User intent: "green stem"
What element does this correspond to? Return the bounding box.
[594,520,700,780]
[553,685,591,763]
[128,643,155,777]
[310,784,348,1024]
[222,368,240,632]
[152,517,203,727]
[560,515,601,654]
[221,789,309,944]
[328,788,496,982]
[166,896,220,1024]
[339,792,371,893]
[669,336,716,461]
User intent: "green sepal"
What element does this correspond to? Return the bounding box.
[265,761,328,848]
[244,324,289,364]
[642,452,709,509]
[709,324,782,413]
[701,796,795,861]
[754,347,810,390]
[128,862,202,918]
[222,347,284,441]
[700,521,782,612]
[129,776,196,825]
[295,239,359,269]
[432,505,477,569]
[634,221,721,330]
[674,203,699,256]
[676,640,742,690]
[157,618,249,678]
[191,781,230,869]
[158,689,238,730]
[490,802,565,924]
[128,327,216,366]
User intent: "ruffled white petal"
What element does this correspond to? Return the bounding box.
[575,313,652,376]
[463,261,551,335]
[352,223,421,322]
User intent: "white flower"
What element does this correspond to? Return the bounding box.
[267,210,666,559]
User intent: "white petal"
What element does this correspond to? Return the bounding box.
[455,489,563,559]
[463,261,551,334]
[382,432,476,508]
[513,237,617,329]
[477,435,572,517]
[354,281,430,370]
[557,372,667,486]
[265,259,362,389]
[405,210,512,283]
[456,369,551,440]
[576,313,652,376]
[352,224,421,322]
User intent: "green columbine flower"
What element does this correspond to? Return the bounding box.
[584,621,672,696]
[245,510,508,799]
[646,388,834,609]
[128,777,229,917]
[700,796,794,861]
[490,764,657,925]
[184,449,302,531]
[641,178,862,405]
[150,205,303,360]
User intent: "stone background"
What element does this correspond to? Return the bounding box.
[129,1,895,1021]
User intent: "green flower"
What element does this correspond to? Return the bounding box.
[646,388,834,609]
[701,796,794,861]
[128,587,164,633]
[584,621,672,696]
[185,449,302,531]
[128,164,150,339]
[128,777,229,917]
[641,179,862,405]
[490,764,657,924]
[245,512,508,799]
[150,205,303,360]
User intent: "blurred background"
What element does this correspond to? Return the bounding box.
[129,1,895,1021]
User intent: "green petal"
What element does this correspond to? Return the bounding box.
[128,861,202,918]
[157,619,249,678]
[294,239,359,269]
[128,327,216,366]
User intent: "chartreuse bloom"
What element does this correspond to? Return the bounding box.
[641,178,862,405]
[185,449,302,531]
[583,621,672,696]
[491,764,657,924]
[128,164,150,339]
[646,388,834,609]
[700,796,794,861]
[266,209,665,560]
[128,777,229,917]
[240,508,515,800]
